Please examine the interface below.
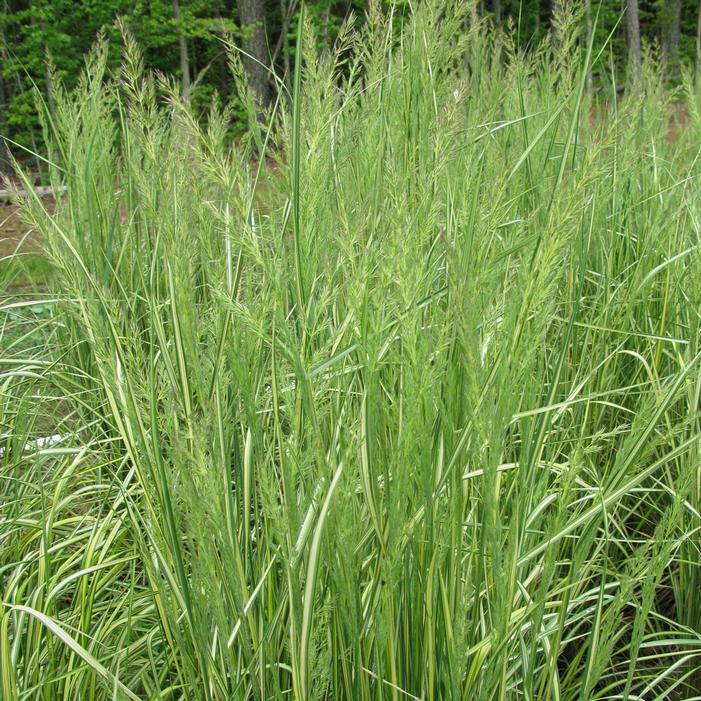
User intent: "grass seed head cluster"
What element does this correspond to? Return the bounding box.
[3,1,701,699]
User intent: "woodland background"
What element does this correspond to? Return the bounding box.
[1,0,700,175]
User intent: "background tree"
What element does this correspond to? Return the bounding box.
[627,0,642,81]
[171,0,192,98]
[236,0,271,108]
[4,0,701,172]
[0,135,11,181]
[660,0,683,79]
[0,14,11,181]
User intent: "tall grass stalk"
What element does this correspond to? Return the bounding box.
[3,1,701,699]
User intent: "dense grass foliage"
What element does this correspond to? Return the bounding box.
[3,2,701,699]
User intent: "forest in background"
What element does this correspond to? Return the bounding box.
[1,0,701,175]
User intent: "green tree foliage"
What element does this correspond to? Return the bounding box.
[3,0,701,166]
[0,0,235,155]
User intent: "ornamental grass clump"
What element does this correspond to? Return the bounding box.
[3,2,701,699]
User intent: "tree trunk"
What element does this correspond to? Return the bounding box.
[493,0,501,24]
[661,0,682,81]
[0,27,13,181]
[279,0,291,94]
[626,0,642,83]
[236,0,271,108]
[0,135,12,182]
[172,0,191,99]
[271,0,292,93]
